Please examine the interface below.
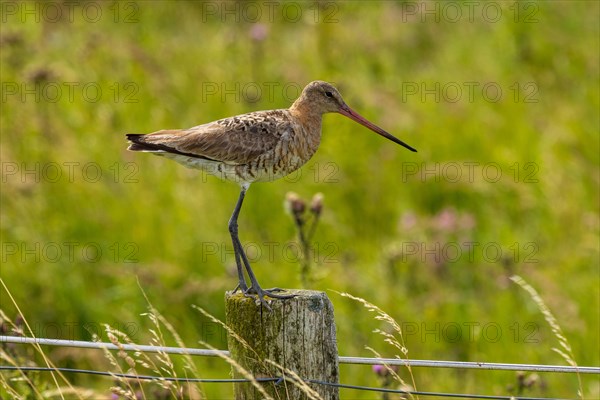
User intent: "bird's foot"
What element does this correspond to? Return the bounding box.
[243,287,296,310]
[232,281,249,294]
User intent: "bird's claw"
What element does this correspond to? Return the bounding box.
[262,287,287,294]
[232,282,249,294]
[242,287,296,310]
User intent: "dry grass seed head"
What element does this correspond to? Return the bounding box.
[338,291,419,396]
[0,278,79,398]
[510,275,583,400]
[265,359,324,400]
[192,304,269,371]
[198,339,274,400]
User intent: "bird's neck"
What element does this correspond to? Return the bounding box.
[289,100,323,133]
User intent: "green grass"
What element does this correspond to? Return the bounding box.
[1,1,599,398]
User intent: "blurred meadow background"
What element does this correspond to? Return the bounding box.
[1,1,599,398]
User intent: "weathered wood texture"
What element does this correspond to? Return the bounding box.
[225,290,339,400]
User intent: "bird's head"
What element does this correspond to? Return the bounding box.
[297,80,347,114]
[293,80,417,152]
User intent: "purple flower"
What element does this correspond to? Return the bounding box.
[400,212,417,230]
[372,364,386,376]
[249,24,268,41]
[434,208,457,231]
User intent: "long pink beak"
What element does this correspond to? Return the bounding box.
[339,105,417,152]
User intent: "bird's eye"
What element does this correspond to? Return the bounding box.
[325,91,333,98]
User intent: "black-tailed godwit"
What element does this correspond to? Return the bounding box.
[126,80,416,308]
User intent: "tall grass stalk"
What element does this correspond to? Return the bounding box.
[98,286,208,399]
[0,277,80,399]
[337,291,418,397]
[264,359,324,400]
[510,275,583,399]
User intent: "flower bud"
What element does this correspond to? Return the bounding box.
[285,192,305,215]
[310,193,324,215]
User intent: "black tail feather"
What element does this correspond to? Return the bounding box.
[125,133,213,160]
[126,134,157,152]
[126,133,146,143]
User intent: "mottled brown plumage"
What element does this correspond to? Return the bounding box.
[127,81,415,185]
[126,80,416,309]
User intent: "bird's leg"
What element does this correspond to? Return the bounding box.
[236,237,295,298]
[231,250,247,294]
[228,185,295,309]
[229,187,249,293]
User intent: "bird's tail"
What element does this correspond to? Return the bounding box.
[126,132,203,159]
[126,134,159,152]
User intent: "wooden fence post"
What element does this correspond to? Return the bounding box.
[225,289,339,399]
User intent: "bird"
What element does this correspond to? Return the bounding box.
[126,80,416,308]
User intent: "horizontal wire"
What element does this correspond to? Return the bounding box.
[0,366,567,400]
[307,379,567,400]
[1,336,222,357]
[339,356,599,374]
[0,366,278,384]
[2,335,598,375]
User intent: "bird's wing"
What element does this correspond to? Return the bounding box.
[127,110,293,165]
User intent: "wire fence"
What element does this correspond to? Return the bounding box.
[2,336,598,375]
[2,335,597,399]
[0,365,572,400]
